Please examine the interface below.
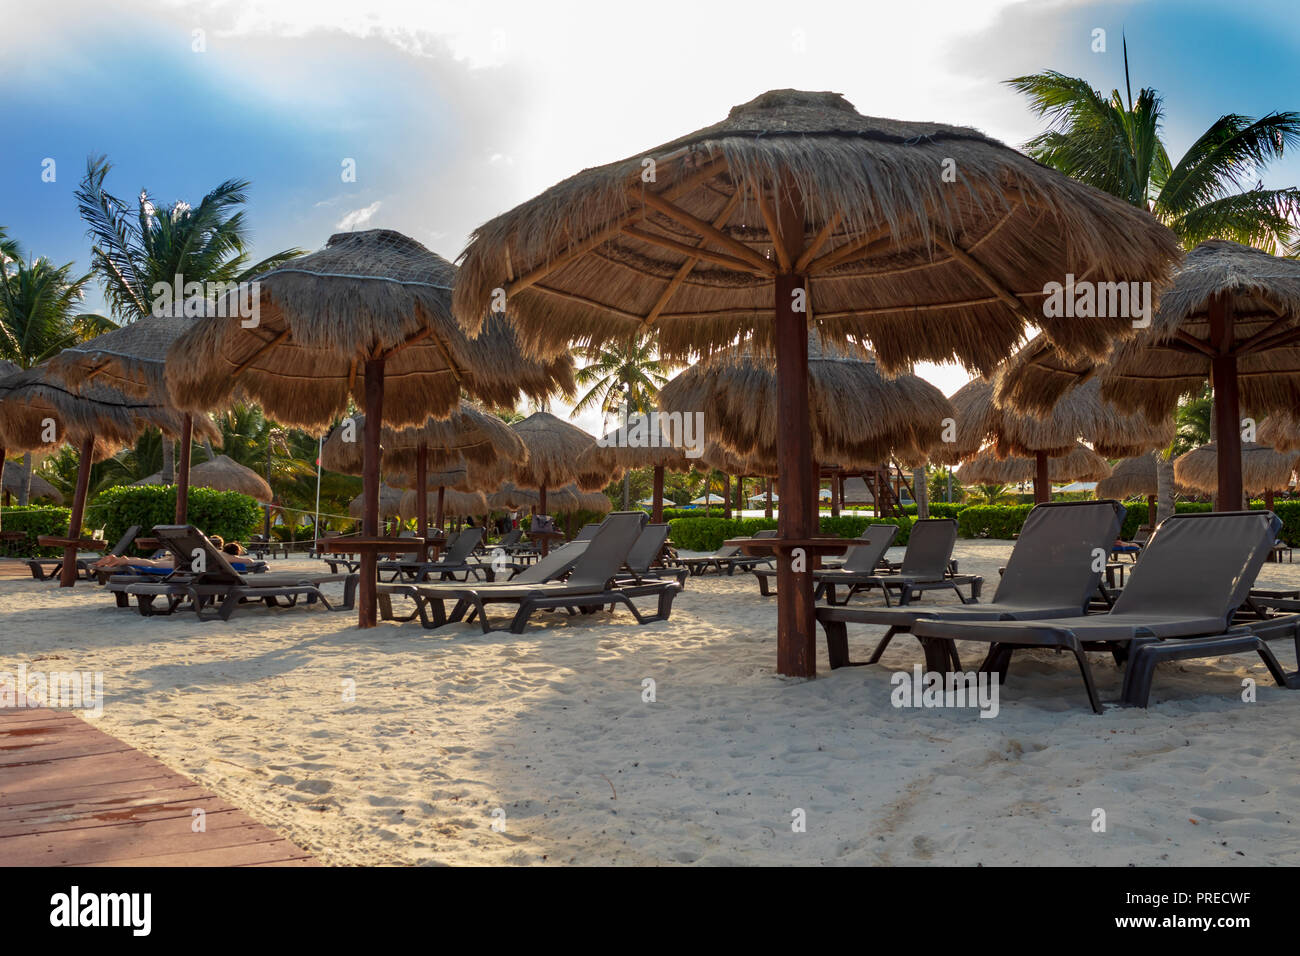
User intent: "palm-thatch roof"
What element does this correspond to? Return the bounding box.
[1,463,64,503]
[188,454,273,502]
[386,463,478,493]
[455,89,1180,372]
[956,443,1112,485]
[45,311,196,398]
[348,483,405,519]
[0,364,217,460]
[1174,442,1299,496]
[1259,411,1300,452]
[165,229,575,429]
[697,441,777,477]
[486,482,538,510]
[659,336,952,468]
[576,419,695,472]
[398,487,488,520]
[320,406,526,475]
[934,337,1173,465]
[1095,452,1194,500]
[510,411,603,490]
[998,241,1300,418]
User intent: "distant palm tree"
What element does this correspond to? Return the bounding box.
[1172,385,1212,457]
[571,335,672,507]
[0,235,111,502]
[75,156,302,480]
[966,484,1018,506]
[1007,43,1300,251]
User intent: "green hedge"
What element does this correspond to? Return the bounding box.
[956,504,1036,539]
[666,515,913,552]
[900,503,966,519]
[0,507,73,558]
[84,486,262,549]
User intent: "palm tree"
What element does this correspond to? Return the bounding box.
[0,235,110,502]
[74,156,302,480]
[571,335,672,508]
[966,484,1018,506]
[1007,43,1300,251]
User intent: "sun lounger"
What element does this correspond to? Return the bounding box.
[817,501,1125,671]
[676,528,778,576]
[750,524,898,599]
[378,528,484,582]
[615,524,688,587]
[378,512,680,633]
[811,518,979,607]
[118,525,358,620]
[911,511,1297,712]
[28,525,140,581]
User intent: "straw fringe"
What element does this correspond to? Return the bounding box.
[1174,442,1299,495]
[956,443,1112,484]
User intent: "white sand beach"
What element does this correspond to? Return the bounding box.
[3,539,1299,866]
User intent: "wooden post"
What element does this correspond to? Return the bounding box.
[1265,489,1275,512]
[358,357,384,628]
[1147,494,1157,529]
[415,443,429,541]
[723,474,732,519]
[59,436,95,588]
[0,445,5,534]
[652,465,665,523]
[830,472,841,518]
[764,479,773,519]
[435,486,446,530]
[1209,293,1243,512]
[1034,450,1050,505]
[174,414,193,525]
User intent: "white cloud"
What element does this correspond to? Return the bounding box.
[336,201,382,231]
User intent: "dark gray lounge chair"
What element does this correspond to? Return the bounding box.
[616,524,688,587]
[379,527,484,582]
[815,518,979,606]
[817,501,1125,671]
[677,528,778,576]
[119,525,358,620]
[28,525,140,581]
[748,524,898,597]
[574,523,603,542]
[912,511,1297,713]
[379,512,680,633]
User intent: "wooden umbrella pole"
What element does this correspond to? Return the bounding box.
[359,357,385,628]
[764,478,773,519]
[1209,293,1243,511]
[435,486,445,530]
[174,413,193,525]
[59,436,95,588]
[0,444,5,533]
[652,465,664,523]
[1265,489,1275,512]
[723,474,732,519]
[1147,494,1157,529]
[415,443,428,539]
[1034,450,1050,505]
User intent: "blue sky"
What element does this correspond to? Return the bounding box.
[3,0,1298,434]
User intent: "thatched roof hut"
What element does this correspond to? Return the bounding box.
[453,87,1179,678]
[166,230,574,429]
[1174,442,1299,496]
[188,454,273,502]
[487,482,537,511]
[1259,411,1300,452]
[398,488,488,520]
[1,463,63,503]
[320,407,525,474]
[510,412,604,497]
[46,311,194,398]
[1095,452,1192,500]
[387,463,477,493]
[957,443,1112,485]
[659,336,952,469]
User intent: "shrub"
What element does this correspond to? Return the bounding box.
[900,503,965,519]
[84,485,262,548]
[0,507,73,558]
[956,504,1035,539]
[666,515,913,551]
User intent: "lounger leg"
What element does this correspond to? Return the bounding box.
[1066,640,1104,714]
[508,600,535,634]
[918,636,956,674]
[979,644,1013,683]
[114,591,130,608]
[865,626,898,665]
[822,616,852,668]
[759,574,775,597]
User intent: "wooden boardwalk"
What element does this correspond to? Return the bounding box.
[0,705,316,866]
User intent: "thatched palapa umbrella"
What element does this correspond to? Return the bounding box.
[399,487,488,522]
[44,309,212,523]
[997,241,1300,511]
[1174,442,1299,509]
[509,411,601,553]
[349,483,405,521]
[577,421,692,523]
[939,336,1172,502]
[455,88,1179,677]
[167,229,572,627]
[0,365,217,586]
[189,454,274,502]
[1,462,63,504]
[957,442,1112,487]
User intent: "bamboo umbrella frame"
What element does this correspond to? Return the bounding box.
[453,89,1181,677]
[166,229,573,627]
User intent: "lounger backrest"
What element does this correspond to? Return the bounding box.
[150,525,247,585]
[574,523,603,542]
[513,540,591,583]
[566,512,647,588]
[898,519,958,578]
[991,500,1124,608]
[1111,511,1281,622]
[842,524,898,571]
[109,525,141,557]
[624,524,671,574]
[498,529,522,547]
[441,527,483,563]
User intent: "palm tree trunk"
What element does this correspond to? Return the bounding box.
[912,466,929,518]
[1155,451,1175,525]
[17,452,32,506]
